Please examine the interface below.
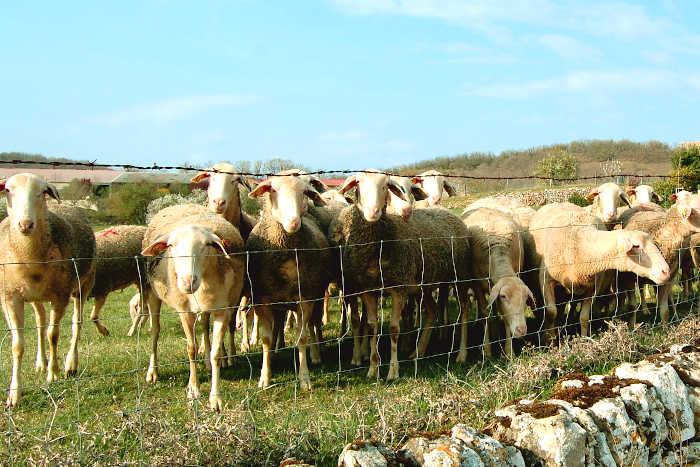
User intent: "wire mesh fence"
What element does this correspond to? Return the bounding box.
[0,162,696,464]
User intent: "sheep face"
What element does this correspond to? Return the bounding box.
[320,189,351,208]
[619,230,670,285]
[191,163,251,215]
[487,277,531,339]
[628,184,660,204]
[141,225,230,295]
[387,176,428,221]
[0,173,59,235]
[249,176,325,234]
[674,192,700,233]
[587,182,632,223]
[339,171,407,223]
[412,170,456,206]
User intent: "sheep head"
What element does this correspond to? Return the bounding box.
[191,162,252,216]
[587,182,631,223]
[412,170,456,206]
[387,175,428,221]
[0,173,59,235]
[141,225,231,295]
[486,277,531,339]
[248,174,325,234]
[627,184,661,204]
[339,170,407,223]
[616,230,670,285]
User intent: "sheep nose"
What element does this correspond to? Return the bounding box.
[285,217,301,233]
[514,324,528,338]
[179,274,199,293]
[18,219,34,234]
[401,207,412,221]
[212,199,226,212]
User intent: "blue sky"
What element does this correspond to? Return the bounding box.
[1,1,699,170]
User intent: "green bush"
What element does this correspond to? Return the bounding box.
[97,183,161,225]
[568,192,590,207]
[535,149,579,186]
[60,178,94,201]
[670,146,700,193]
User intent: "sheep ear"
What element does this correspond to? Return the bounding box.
[443,180,457,196]
[626,188,636,196]
[411,176,423,186]
[304,187,327,207]
[586,189,599,202]
[0,179,6,192]
[248,179,273,198]
[620,192,633,208]
[678,205,693,220]
[206,232,231,259]
[338,175,358,196]
[617,236,636,254]
[410,185,429,201]
[308,176,329,193]
[487,282,503,308]
[652,192,663,203]
[45,183,60,202]
[190,172,211,184]
[141,234,170,256]
[670,193,678,202]
[388,180,408,201]
[344,195,354,204]
[526,288,536,308]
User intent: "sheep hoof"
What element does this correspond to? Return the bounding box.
[300,377,312,391]
[6,389,19,408]
[366,366,378,379]
[350,356,361,367]
[209,395,223,412]
[187,384,200,400]
[386,365,399,381]
[239,342,250,353]
[35,359,47,373]
[204,359,212,371]
[226,355,236,367]
[145,367,158,384]
[455,352,467,363]
[257,375,270,389]
[46,369,60,383]
[96,324,110,337]
[64,353,78,377]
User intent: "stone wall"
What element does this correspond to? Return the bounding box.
[337,342,700,466]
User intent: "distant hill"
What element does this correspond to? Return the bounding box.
[0,152,93,169]
[389,139,673,192]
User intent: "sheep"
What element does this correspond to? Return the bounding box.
[245,173,332,390]
[627,184,662,204]
[127,292,148,336]
[463,196,536,230]
[89,225,147,337]
[387,175,428,220]
[617,194,700,325]
[461,207,532,357]
[528,202,670,343]
[585,182,633,224]
[141,203,245,410]
[0,173,96,407]
[411,170,457,206]
[330,170,472,380]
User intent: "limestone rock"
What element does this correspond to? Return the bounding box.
[450,424,525,467]
[338,441,396,467]
[400,435,483,467]
[587,397,648,466]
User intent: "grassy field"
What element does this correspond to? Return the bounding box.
[1,281,699,465]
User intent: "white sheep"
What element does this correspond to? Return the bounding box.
[626,184,662,204]
[411,170,457,206]
[462,207,532,357]
[141,204,245,410]
[529,202,670,342]
[0,173,96,407]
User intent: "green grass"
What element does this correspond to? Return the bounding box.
[1,286,698,465]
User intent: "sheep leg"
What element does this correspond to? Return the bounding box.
[64,295,85,377]
[273,311,287,351]
[198,312,212,370]
[438,286,449,341]
[349,298,363,366]
[296,301,313,390]
[541,278,558,346]
[579,297,592,337]
[47,299,68,383]
[455,286,470,363]
[309,301,322,365]
[474,287,492,358]
[322,287,331,325]
[410,291,437,359]
[238,295,250,354]
[338,290,347,336]
[179,311,200,401]
[3,297,25,407]
[32,302,47,373]
[90,295,110,337]
[627,290,637,330]
[249,311,259,347]
[360,300,370,362]
[256,306,274,388]
[209,310,229,411]
[361,293,380,379]
[127,296,141,337]
[658,283,671,324]
[145,293,162,384]
[387,291,406,381]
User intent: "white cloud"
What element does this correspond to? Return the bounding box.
[93,94,258,126]
[464,69,700,99]
[440,41,516,64]
[538,34,600,61]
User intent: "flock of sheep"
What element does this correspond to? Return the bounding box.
[1,165,699,412]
